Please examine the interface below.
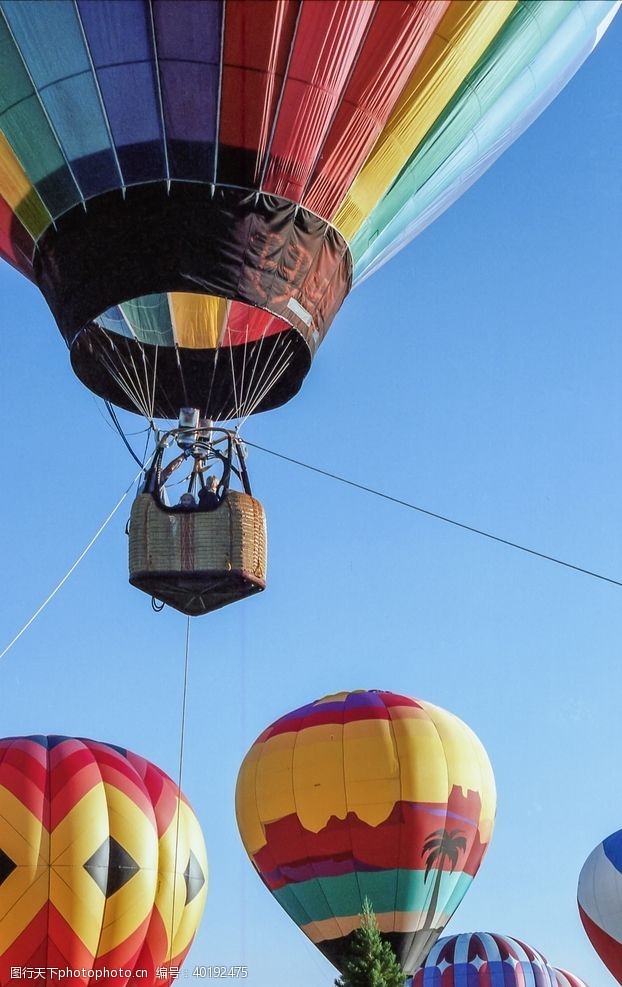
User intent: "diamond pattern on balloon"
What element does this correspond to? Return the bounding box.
[184,849,206,904]
[84,837,140,897]
[0,847,16,886]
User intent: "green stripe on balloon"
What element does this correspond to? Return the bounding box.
[273,869,473,927]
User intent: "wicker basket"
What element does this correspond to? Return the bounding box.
[128,491,267,615]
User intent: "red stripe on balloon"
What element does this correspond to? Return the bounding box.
[579,904,622,982]
[0,738,49,815]
[0,197,34,280]
[258,692,426,740]
[254,791,487,890]
[303,0,450,217]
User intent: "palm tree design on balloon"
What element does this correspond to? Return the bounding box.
[414,829,468,954]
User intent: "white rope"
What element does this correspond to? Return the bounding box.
[0,467,144,662]
[95,334,152,419]
[235,337,295,427]
[237,320,271,417]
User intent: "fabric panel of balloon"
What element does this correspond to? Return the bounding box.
[0,736,207,986]
[553,969,589,987]
[235,689,496,975]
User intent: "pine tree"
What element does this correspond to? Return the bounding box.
[335,898,406,987]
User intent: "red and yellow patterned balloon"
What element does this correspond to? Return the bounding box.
[236,690,496,974]
[0,736,207,986]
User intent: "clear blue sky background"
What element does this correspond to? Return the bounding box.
[0,11,621,986]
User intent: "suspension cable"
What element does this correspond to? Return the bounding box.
[104,399,153,469]
[169,615,192,964]
[244,441,622,589]
[0,467,144,662]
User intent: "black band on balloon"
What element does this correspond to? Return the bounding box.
[33,183,352,346]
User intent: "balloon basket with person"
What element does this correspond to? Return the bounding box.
[128,411,267,617]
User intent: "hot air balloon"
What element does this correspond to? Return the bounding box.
[553,969,590,987]
[235,690,496,975]
[409,933,558,986]
[578,830,622,984]
[0,735,207,985]
[1,1,617,613]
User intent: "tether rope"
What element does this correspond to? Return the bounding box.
[169,614,192,964]
[245,441,622,589]
[0,467,144,661]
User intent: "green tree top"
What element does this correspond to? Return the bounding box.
[335,898,405,987]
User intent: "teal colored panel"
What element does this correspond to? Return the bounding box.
[352,0,618,282]
[1,95,67,186]
[0,13,78,214]
[2,0,92,87]
[275,871,363,928]
[2,0,114,159]
[0,10,32,108]
[395,866,472,919]
[273,869,473,926]
[40,74,113,161]
[355,869,399,917]
[118,295,175,347]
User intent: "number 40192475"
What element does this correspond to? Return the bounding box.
[192,968,248,979]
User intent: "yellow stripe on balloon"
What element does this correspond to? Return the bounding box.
[236,700,495,852]
[49,787,110,954]
[164,801,209,961]
[302,908,455,943]
[332,0,517,241]
[169,292,230,349]
[0,785,49,946]
[0,133,51,238]
[235,744,267,856]
[95,785,158,956]
[419,702,496,838]
[389,703,496,831]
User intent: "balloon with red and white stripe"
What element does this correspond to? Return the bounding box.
[553,969,589,987]
[578,830,622,984]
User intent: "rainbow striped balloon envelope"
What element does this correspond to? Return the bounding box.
[0,736,207,986]
[0,1,618,420]
[578,829,622,983]
[409,932,558,986]
[235,690,496,974]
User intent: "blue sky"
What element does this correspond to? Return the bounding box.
[1,10,621,986]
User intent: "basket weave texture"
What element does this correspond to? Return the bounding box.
[129,492,267,580]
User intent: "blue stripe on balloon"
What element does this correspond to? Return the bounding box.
[155,0,224,181]
[603,830,622,873]
[78,0,165,185]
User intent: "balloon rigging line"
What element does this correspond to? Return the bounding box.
[237,328,252,420]
[236,340,294,428]
[228,329,242,422]
[245,442,622,589]
[169,614,192,962]
[92,396,151,437]
[96,334,150,419]
[0,468,144,662]
[146,341,158,423]
[104,400,149,469]
[240,325,271,418]
[246,340,295,418]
